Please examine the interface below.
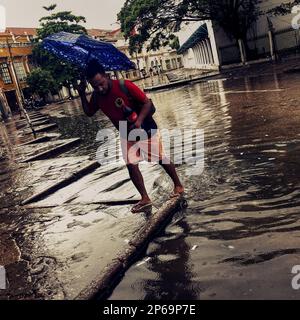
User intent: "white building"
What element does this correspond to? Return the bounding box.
[103,29,183,80]
[177,0,299,70]
[177,20,220,70]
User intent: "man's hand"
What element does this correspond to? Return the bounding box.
[77,79,98,117]
[129,98,153,130]
[74,79,87,95]
[130,117,143,130]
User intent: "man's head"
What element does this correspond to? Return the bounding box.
[85,59,110,95]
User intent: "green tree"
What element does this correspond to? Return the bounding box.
[29,4,87,99]
[26,68,59,101]
[118,0,262,53]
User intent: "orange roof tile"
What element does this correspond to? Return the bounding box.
[87,29,112,37]
[5,27,37,36]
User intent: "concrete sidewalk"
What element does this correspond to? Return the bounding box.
[0,110,180,300]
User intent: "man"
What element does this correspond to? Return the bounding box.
[77,59,184,213]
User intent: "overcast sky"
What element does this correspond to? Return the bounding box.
[0,0,125,29]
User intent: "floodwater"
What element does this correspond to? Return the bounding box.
[1,65,300,299]
[109,71,300,299]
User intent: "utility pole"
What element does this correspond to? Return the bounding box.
[6,38,36,136]
[267,16,278,61]
[238,39,247,65]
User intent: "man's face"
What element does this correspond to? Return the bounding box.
[89,73,110,95]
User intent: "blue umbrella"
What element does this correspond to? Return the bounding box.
[42,31,136,71]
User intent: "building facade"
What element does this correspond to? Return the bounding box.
[177,0,299,70]
[89,28,183,80]
[0,28,35,119]
[177,20,220,70]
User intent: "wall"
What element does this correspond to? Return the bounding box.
[215,0,299,64]
[178,0,299,68]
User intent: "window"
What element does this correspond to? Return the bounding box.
[177,57,183,67]
[13,61,27,82]
[0,63,12,84]
[165,59,171,70]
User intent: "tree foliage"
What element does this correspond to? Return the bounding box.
[118,0,262,52]
[37,4,87,39]
[26,68,58,99]
[28,4,87,98]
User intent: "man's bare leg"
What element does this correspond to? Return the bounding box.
[160,161,184,196]
[127,164,151,206]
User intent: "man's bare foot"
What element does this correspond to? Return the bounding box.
[131,197,152,213]
[171,185,185,198]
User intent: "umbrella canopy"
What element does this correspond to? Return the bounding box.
[42,31,136,71]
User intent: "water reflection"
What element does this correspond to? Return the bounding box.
[110,71,300,299]
[141,219,198,300]
[2,68,300,299]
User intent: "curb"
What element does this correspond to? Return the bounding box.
[144,71,220,92]
[22,161,100,205]
[24,123,58,135]
[18,135,52,147]
[20,138,81,162]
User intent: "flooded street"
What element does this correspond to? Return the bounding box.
[1,62,300,299]
[110,67,300,299]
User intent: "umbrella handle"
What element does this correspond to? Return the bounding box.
[74,73,87,94]
[80,74,86,83]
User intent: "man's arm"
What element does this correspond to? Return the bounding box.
[79,92,99,117]
[133,97,153,128]
[76,80,98,117]
[125,81,153,129]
